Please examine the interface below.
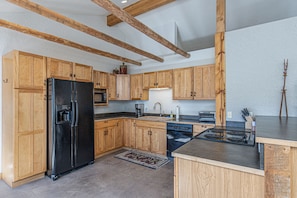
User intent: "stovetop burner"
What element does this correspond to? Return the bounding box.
[195,127,255,146]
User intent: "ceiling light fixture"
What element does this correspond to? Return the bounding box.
[121,0,128,3]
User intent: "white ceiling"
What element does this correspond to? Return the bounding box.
[0,0,297,63]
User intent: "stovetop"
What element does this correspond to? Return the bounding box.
[195,126,255,146]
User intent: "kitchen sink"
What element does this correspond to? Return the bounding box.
[138,116,174,122]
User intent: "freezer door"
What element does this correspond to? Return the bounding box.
[47,79,74,178]
[73,81,94,168]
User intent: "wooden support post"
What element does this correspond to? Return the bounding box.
[215,0,226,126]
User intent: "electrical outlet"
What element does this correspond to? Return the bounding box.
[227,111,232,119]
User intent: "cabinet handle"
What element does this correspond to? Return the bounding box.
[70,74,73,77]
[190,91,193,96]
[3,79,8,83]
[140,93,142,98]
[104,130,108,135]
[74,74,76,78]
[193,92,196,97]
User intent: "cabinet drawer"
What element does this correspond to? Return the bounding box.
[193,124,214,136]
[95,119,119,129]
[135,120,166,129]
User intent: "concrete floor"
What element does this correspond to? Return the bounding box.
[0,149,174,198]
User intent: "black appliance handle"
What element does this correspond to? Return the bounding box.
[71,101,75,127]
[75,101,79,126]
[70,127,74,168]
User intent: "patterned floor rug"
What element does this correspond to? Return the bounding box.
[114,150,170,169]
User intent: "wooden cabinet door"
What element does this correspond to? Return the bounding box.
[47,58,73,80]
[157,70,172,88]
[105,126,115,151]
[15,89,46,180]
[16,52,46,89]
[94,127,105,157]
[131,74,148,100]
[115,120,123,148]
[124,119,136,148]
[116,74,130,100]
[135,125,150,152]
[143,72,157,89]
[150,127,167,155]
[108,74,117,100]
[202,65,215,99]
[173,67,194,99]
[73,63,93,82]
[94,70,108,88]
[193,65,215,100]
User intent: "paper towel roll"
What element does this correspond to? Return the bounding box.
[176,106,180,121]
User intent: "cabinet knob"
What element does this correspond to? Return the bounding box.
[2,79,8,83]
[70,74,73,77]
[74,74,76,78]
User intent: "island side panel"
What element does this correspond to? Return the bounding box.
[174,157,264,198]
[264,144,291,197]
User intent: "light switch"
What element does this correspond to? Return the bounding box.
[227,111,232,119]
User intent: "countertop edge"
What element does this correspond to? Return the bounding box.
[256,137,297,147]
[172,152,265,176]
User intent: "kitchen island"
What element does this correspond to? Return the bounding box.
[173,116,297,198]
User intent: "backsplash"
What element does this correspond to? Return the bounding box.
[94,89,215,116]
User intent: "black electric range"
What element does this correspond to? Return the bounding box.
[195,126,255,146]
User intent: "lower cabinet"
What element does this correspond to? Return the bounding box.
[94,119,122,158]
[124,119,136,148]
[134,120,166,155]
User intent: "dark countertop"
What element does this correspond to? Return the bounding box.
[173,139,263,175]
[256,116,297,145]
[94,112,214,124]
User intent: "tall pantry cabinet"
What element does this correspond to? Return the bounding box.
[2,51,47,187]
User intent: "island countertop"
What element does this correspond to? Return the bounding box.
[256,116,297,147]
[172,139,264,176]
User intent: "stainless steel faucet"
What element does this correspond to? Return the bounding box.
[153,102,162,117]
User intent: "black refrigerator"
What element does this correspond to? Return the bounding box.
[47,78,94,180]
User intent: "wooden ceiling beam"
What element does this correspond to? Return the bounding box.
[92,0,190,59]
[107,0,175,26]
[0,19,142,66]
[6,0,163,63]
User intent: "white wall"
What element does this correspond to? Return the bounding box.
[226,16,297,121]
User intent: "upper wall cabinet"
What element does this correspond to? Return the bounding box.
[116,74,130,100]
[143,70,172,89]
[130,74,148,100]
[73,63,93,82]
[2,50,46,90]
[93,70,108,89]
[173,65,215,100]
[193,65,215,100]
[47,58,92,82]
[108,74,117,100]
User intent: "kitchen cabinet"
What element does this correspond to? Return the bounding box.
[108,74,117,100]
[134,120,166,155]
[193,65,215,99]
[116,74,130,100]
[193,123,215,137]
[130,74,148,100]
[93,70,108,89]
[173,65,215,100]
[47,58,93,82]
[2,50,46,187]
[115,119,124,148]
[73,63,93,82]
[143,70,172,89]
[94,119,122,158]
[109,74,130,100]
[124,119,136,148]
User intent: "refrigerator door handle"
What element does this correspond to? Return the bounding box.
[75,101,79,126]
[70,127,74,168]
[71,101,75,127]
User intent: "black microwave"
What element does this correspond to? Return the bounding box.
[94,89,107,105]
